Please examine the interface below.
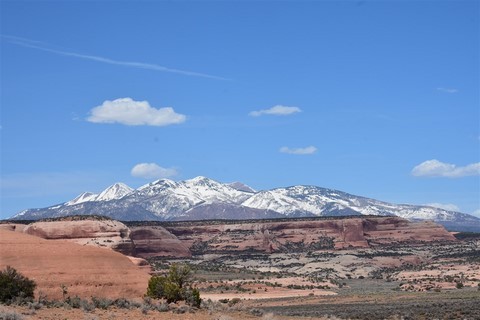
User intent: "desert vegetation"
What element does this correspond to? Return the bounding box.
[0,267,36,304]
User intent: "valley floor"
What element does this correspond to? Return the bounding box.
[2,287,479,320]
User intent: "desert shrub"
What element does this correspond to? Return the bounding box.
[27,301,43,310]
[80,300,95,312]
[0,310,24,320]
[156,302,170,312]
[163,280,182,303]
[172,305,191,314]
[250,308,264,316]
[141,304,149,315]
[91,296,113,309]
[146,263,201,305]
[146,276,168,299]
[65,295,94,311]
[184,287,201,308]
[0,266,36,304]
[456,282,464,289]
[113,298,133,309]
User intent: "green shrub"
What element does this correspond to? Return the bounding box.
[146,263,201,306]
[0,266,36,304]
[184,287,201,308]
[146,276,168,299]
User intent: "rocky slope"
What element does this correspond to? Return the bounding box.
[23,217,135,255]
[11,177,480,231]
[0,228,150,300]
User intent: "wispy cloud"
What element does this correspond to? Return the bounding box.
[425,203,460,212]
[412,159,480,178]
[131,163,178,179]
[2,35,228,80]
[280,146,317,155]
[87,97,186,126]
[437,87,459,94]
[249,105,301,117]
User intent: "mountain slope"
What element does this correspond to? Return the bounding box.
[10,177,480,231]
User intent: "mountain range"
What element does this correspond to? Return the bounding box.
[11,176,480,231]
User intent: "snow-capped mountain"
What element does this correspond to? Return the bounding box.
[10,176,480,231]
[64,183,133,206]
[96,183,133,201]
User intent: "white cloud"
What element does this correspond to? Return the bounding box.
[411,159,480,178]
[249,105,301,117]
[131,163,178,179]
[425,203,460,212]
[87,98,186,126]
[472,209,480,218]
[4,35,227,80]
[437,87,459,93]
[280,146,317,155]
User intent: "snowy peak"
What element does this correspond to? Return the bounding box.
[11,176,480,232]
[96,182,133,201]
[65,183,133,206]
[65,192,98,206]
[178,176,252,204]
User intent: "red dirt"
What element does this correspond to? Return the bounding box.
[0,229,150,300]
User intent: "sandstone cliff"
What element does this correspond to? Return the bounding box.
[23,218,134,255]
[134,216,456,256]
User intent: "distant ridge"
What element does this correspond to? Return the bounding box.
[11,176,480,231]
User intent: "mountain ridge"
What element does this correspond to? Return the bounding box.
[11,176,480,231]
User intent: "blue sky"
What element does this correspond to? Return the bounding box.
[1,0,479,219]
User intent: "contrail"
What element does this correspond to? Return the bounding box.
[2,35,229,80]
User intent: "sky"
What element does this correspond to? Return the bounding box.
[0,0,479,219]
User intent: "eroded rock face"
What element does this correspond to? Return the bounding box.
[129,226,191,258]
[362,217,457,244]
[161,217,456,255]
[23,219,134,255]
[15,216,456,259]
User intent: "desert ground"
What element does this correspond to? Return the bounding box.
[1,217,479,319]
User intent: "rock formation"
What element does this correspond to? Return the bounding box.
[129,226,191,258]
[23,218,134,255]
[158,216,456,255]
[0,229,150,300]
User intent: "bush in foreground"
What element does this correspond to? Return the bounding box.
[146,263,201,307]
[0,266,36,304]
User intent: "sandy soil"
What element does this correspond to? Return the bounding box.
[0,229,150,300]
[0,305,319,320]
[202,288,336,301]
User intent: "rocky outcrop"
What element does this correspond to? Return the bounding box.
[0,229,150,300]
[23,219,134,255]
[129,226,191,258]
[12,216,456,259]
[362,217,457,244]
[159,216,456,255]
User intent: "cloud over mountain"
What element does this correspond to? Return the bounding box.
[87,98,186,126]
[131,163,178,179]
[412,159,480,178]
